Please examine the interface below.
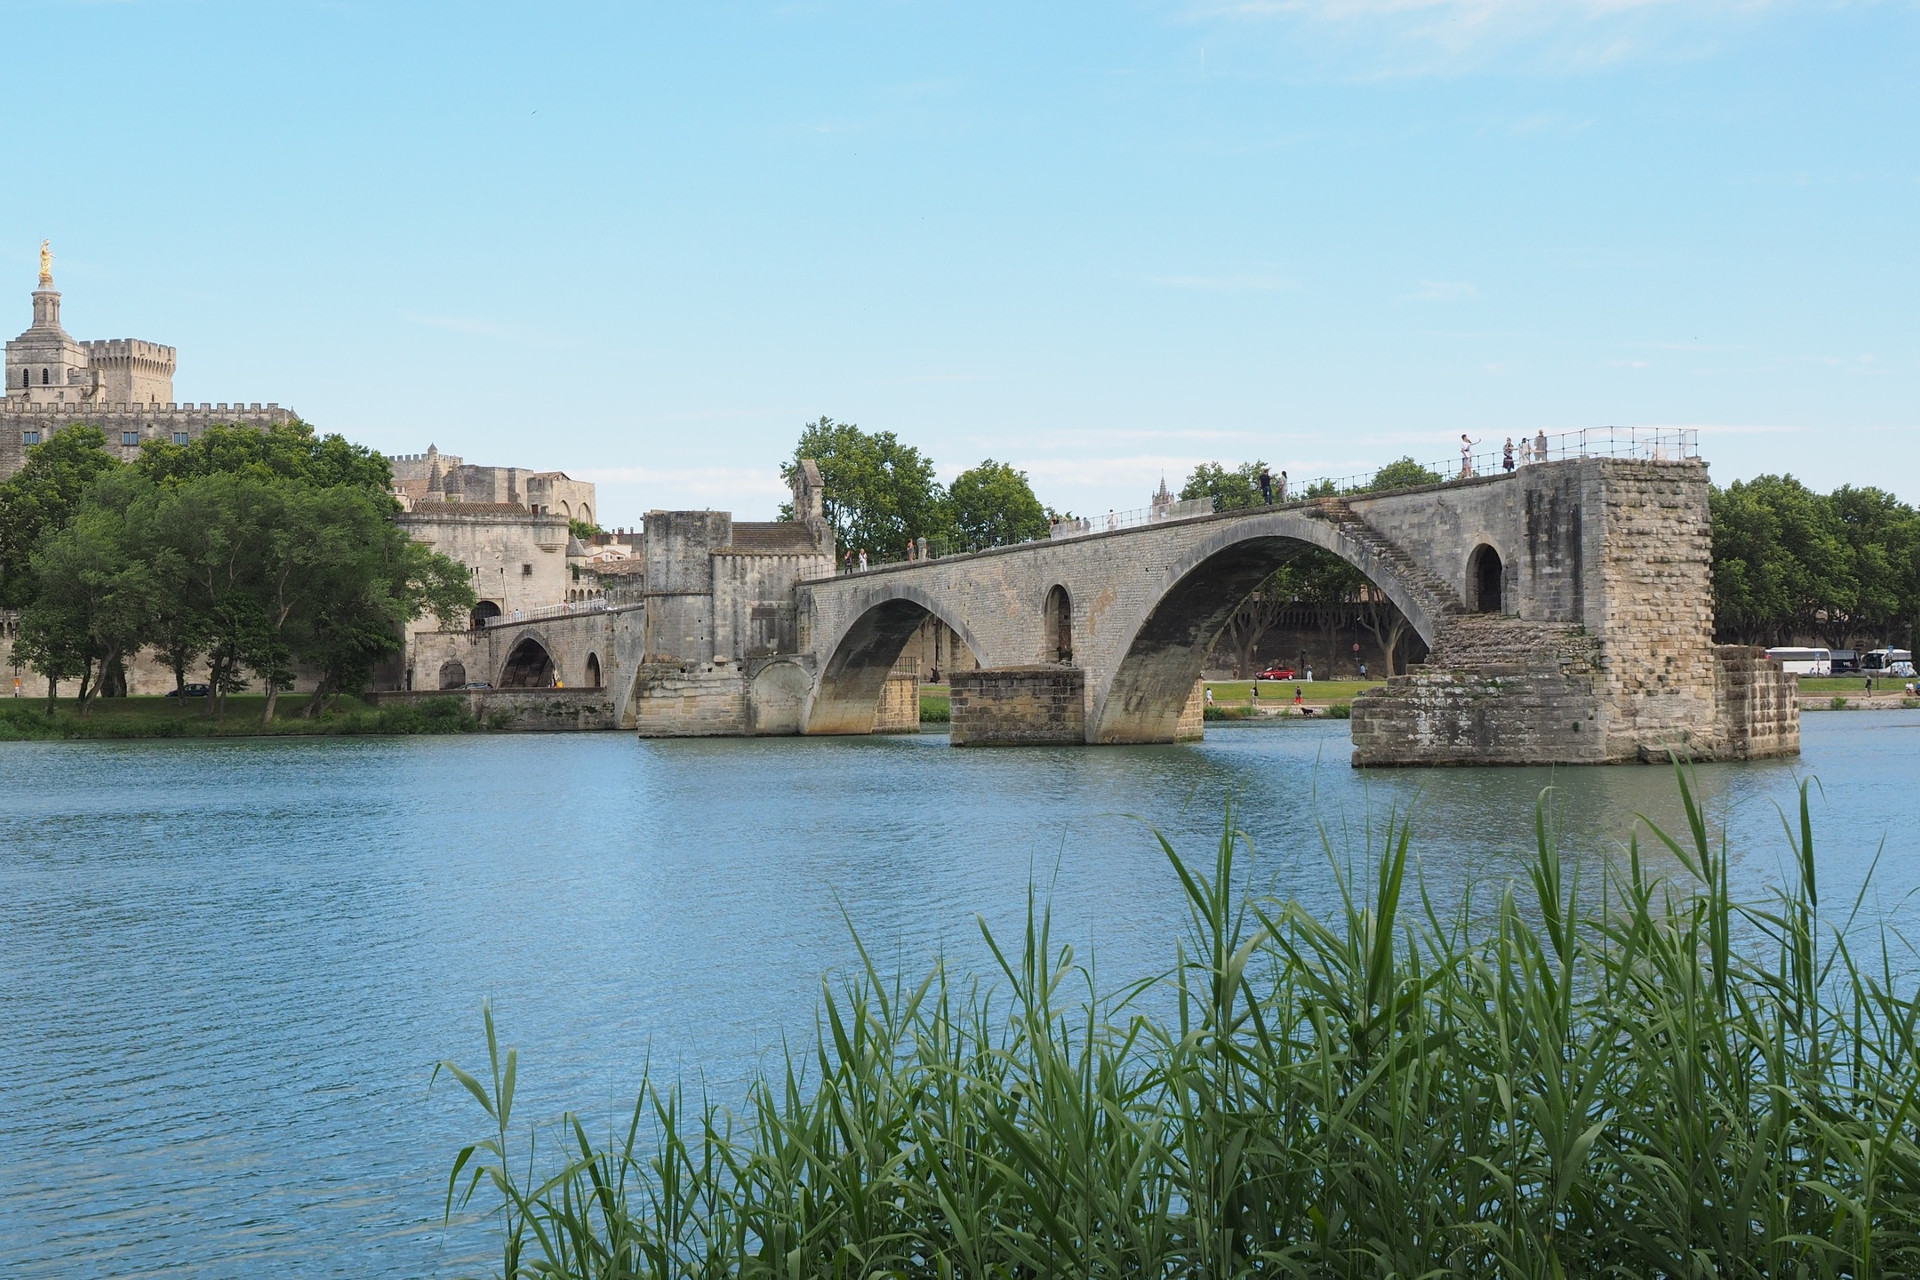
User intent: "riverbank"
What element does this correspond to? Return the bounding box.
[0,694,492,740]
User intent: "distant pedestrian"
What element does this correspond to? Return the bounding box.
[1535,429,1549,462]
[1294,686,1304,707]
[1259,467,1273,505]
[1278,470,1288,501]
[1107,509,1118,532]
[858,549,869,572]
[1305,665,1313,682]
[1205,686,1214,706]
[1460,434,1478,478]
[1251,682,1260,705]
[1503,438,1515,472]
[1359,661,1367,679]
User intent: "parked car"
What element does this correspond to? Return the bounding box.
[461,682,493,690]
[1255,666,1296,681]
[165,683,211,698]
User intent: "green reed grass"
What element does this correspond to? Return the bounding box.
[437,767,1920,1278]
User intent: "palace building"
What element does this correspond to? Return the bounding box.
[1,242,297,480]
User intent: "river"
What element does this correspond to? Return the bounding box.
[4,712,1918,1277]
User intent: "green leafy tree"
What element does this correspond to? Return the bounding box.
[136,421,393,496]
[945,460,1050,550]
[1180,461,1269,512]
[1710,476,1854,645]
[782,417,945,561]
[1367,457,1444,491]
[0,424,122,608]
[14,470,160,714]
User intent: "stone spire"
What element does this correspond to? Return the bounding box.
[30,240,63,333]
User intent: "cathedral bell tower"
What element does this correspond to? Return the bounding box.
[6,241,98,405]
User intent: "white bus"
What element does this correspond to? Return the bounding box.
[1861,648,1913,674]
[1765,646,1831,676]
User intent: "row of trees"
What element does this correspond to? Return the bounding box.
[781,418,1052,557]
[1712,476,1920,649]
[0,423,474,719]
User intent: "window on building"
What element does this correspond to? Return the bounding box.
[121,431,139,447]
[172,432,190,446]
[41,368,49,384]
[22,430,40,446]
[18,369,26,389]
[521,563,534,576]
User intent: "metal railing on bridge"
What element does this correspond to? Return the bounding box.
[830,426,1701,570]
[480,598,609,628]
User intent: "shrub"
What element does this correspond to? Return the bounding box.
[1832,695,1851,710]
[439,772,1920,1278]
[1326,701,1352,719]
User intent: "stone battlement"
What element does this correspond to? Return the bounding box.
[83,339,176,361]
[0,400,285,415]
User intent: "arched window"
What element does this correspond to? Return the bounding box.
[1469,545,1504,614]
[585,653,602,688]
[438,660,468,689]
[41,368,49,385]
[1044,585,1073,663]
[469,600,503,630]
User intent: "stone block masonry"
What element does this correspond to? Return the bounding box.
[950,667,1086,746]
[1711,645,1800,761]
[874,672,920,733]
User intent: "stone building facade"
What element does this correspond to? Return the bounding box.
[1,250,298,481]
[390,445,596,526]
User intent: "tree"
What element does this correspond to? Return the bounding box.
[945,460,1050,550]
[1710,476,1853,646]
[14,470,160,714]
[1180,461,1268,512]
[1367,457,1444,492]
[135,420,393,496]
[0,424,122,609]
[781,418,945,561]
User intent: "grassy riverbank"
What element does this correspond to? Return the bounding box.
[0,694,489,740]
[440,772,1920,1277]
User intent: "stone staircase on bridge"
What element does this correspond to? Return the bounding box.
[1309,498,1469,631]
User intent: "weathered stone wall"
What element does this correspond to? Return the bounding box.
[950,667,1086,746]
[874,672,920,733]
[397,506,571,635]
[1175,679,1206,742]
[1352,669,1607,766]
[632,662,748,737]
[0,402,299,481]
[1713,645,1800,760]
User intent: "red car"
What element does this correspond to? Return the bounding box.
[1255,666,1296,681]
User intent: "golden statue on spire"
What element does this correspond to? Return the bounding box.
[38,240,52,287]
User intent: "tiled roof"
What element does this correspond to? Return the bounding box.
[727,522,819,553]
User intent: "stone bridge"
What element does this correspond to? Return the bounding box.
[794,456,1798,764]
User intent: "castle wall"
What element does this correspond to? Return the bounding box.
[0,403,299,480]
[396,506,571,640]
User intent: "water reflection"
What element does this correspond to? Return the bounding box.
[2,711,1915,1277]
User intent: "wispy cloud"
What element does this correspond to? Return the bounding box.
[1404,280,1480,302]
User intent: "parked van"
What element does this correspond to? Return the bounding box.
[1765,646,1831,676]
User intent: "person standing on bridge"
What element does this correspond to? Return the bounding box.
[1503,438,1516,473]
[1278,470,1288,501]
[1460,434,1478,478]
[1535,429,1549,463]
[858,549,868,572]
[1258,467,1273,505]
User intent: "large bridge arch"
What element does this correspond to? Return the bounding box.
[806,582,989,735]
[1087,507,1452,744]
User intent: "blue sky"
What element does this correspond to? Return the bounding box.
[4,1,1914,525]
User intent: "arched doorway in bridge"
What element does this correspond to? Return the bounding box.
[1469,545,1503,614]
[1044,585,1073,664]
[499,638,556,688]
[470,600,502,630]
[585,653,602,688]
[438,660,467,689]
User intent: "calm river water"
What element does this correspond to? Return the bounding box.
[5,712,1919,1277]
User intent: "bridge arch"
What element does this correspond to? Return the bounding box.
[499,635,557,688]
[806,582,988,735]
[1089,507,1452,744]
